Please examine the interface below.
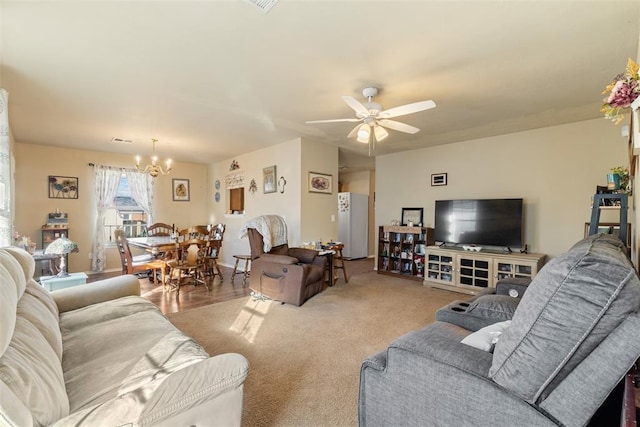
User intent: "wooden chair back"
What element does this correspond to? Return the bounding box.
[207,223,226,257]
[177,226,209,242]
[146,222,174,237]
[114,228,134,274]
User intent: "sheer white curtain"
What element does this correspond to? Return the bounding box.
[91,166,121,271]
[125,170,154,224]
[0,89,11,247]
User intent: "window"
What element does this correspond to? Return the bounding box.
[103,174,148,242]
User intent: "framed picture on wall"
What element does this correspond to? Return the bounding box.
[48,176,78,199]
[263,165,277,194]
[172,179,190,202]
[308,172,332,194]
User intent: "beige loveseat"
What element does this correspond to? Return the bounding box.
[0,247,248,426]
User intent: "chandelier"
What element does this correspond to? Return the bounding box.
[135,139,172,178]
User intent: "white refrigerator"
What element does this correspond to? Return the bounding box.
[338,192,369,259]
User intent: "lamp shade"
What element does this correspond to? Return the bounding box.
[45,235,78,277]
[45,235,79,255]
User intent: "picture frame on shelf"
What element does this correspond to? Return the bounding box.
[48,176,78,199]
[401,207,423,226]
[172,178,190,201]
[263,165,277,194]
[584,222,631,247]
[308,171,332,194]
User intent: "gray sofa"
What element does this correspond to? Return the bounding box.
[359,234,640,426]
[0,247,248,426]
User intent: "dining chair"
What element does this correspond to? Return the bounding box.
[205,223,226,280]
[177,226,209,241]
[146,222,174,237]
[114,229,167,285]
[166,232,209,295]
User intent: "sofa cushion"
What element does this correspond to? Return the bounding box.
[60,295,210,412]
[489,234,640,403]
[0,281,69,426]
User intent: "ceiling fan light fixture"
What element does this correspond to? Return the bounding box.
[374,125,389,142]
[357,124,370,141]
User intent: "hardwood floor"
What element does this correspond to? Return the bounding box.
[88,257,375,315]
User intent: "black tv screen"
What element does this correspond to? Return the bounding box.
[434,198,524,248]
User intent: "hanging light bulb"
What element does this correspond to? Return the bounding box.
[135,139,172,178]
[357,124,370,143]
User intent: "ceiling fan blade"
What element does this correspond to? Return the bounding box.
[374,125,389,142]
[378,119,420,134]
[306,118,361,124]
[379,100,436,118]
[342,96,370,117]
[347,124,362,138]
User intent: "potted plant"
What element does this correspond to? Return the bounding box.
[609,166,631,194]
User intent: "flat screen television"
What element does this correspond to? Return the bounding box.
[434,198,524,248]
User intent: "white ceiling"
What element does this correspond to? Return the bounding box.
[2,1,639,172]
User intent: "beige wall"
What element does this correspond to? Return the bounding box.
[15,143,208,273]
[300,138,339,245]
[339,170,376,256]
[208,138,338,268]
[376,118,628,258]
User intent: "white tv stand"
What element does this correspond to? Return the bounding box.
[425,245,546,295]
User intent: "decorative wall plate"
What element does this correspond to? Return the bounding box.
[214,192,220,202]
[215,179,220,190]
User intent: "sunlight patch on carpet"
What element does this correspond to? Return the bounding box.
[229,298,273,343]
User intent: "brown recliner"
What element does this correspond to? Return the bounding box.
[247,228,327,306]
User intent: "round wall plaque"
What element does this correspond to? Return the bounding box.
[214,192,220,202]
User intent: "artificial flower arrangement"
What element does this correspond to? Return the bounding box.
[601,58,639,125]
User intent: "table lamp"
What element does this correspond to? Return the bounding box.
[44,234,79,277]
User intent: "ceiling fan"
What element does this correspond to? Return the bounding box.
[306,87,436,154]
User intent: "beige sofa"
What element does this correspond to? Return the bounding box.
[0,247,248,426]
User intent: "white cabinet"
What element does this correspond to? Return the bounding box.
[425,246,546,295]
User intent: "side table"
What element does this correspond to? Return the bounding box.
[40,272,88,292]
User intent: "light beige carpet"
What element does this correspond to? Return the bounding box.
[167,271,462,426]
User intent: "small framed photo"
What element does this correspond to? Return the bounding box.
[172,178,190,202]
[431,173,447,186]
[263,165,277,194]
[48,176,78,199]
[584,222,631,247]
[401,207,423,226]
[308,172,332,194]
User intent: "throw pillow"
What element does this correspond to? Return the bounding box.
[461,320,511,352]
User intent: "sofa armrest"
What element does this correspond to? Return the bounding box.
[52,274,140,313]
[53,353,249,427]
[359,322,556,426]
[495,277,532,298]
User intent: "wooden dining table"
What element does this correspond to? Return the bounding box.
[127,236,176,256]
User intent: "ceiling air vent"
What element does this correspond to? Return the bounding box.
[243,0,278,14]
[110,137,134,144]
